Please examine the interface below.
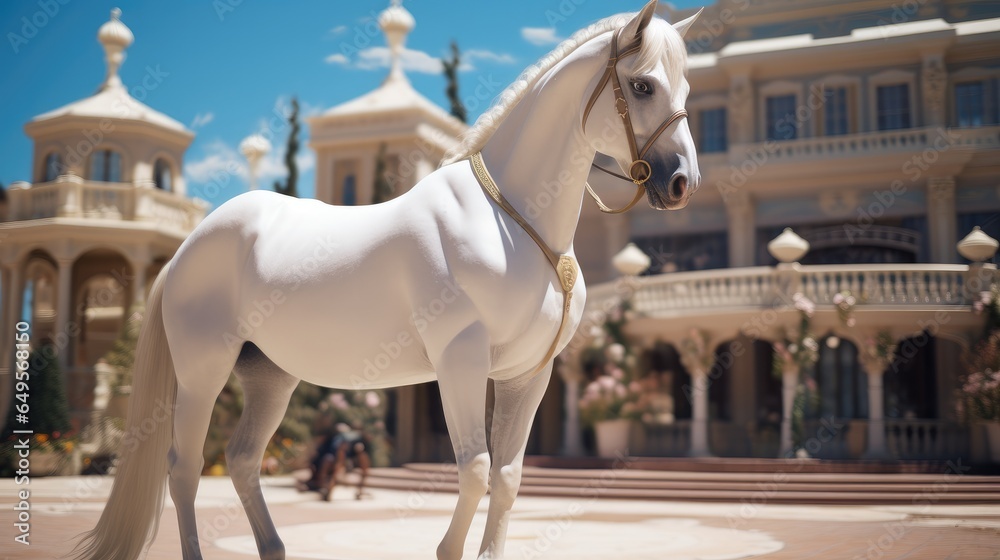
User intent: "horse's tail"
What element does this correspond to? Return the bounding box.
[71,265,176,560]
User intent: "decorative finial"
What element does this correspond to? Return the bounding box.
[378,0,415,84]
[97,7,134,91]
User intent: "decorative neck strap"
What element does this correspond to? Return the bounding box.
[469,151,578,378]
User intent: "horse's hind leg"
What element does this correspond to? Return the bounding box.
[169,372,232,560]
[226,343,299,560]
[435,324,492,560]
[478,364,553,560]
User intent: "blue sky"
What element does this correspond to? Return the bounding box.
[1,0,705,209]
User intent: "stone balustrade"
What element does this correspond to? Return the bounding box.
[724,125,999,163]
[587,263,994,320]
[6,178,207,234]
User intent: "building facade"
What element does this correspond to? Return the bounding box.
[558,0,1000,461]
[0,10,207,430]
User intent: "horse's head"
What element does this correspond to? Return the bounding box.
[583,1,702,210]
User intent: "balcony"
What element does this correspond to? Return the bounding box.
[586,263,994,323]
[702,125,1000,175]
[4,177,208,234]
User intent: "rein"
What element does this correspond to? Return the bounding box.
[582,27,688,214]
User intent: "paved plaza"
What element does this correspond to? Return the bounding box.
[2,472,1000,559]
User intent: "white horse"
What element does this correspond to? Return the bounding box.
[74,2,700,559]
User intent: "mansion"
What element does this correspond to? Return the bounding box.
[1,0,999,467]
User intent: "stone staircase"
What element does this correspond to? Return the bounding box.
[360,458,1000,505]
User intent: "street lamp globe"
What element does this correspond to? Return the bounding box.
[240,134,271,191]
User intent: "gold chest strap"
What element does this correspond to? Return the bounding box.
[469,151,577,378]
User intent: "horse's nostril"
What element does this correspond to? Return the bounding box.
[670,175,687,200]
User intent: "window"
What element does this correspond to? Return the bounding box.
[765,95,797,141]
[90,150,122,182]
[342,175,356,206]
[698,107,727,152]
[822,87,850,136]
[876,84,911,130]
[42,152,61,182]
[809,337,867,419]
[955,79,999,127]
[153,159,172,190]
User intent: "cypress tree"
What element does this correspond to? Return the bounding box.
[442,42,467,123]
[273,97,300,198]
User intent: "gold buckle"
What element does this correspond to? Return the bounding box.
[629,160,651,184]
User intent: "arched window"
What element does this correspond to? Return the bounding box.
[153,158,172,191]
[90,149,122,182]
[342,175,356,206]
[42,152,61,182]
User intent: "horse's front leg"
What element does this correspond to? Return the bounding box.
[478,364,553,560]
[435,323,492,560]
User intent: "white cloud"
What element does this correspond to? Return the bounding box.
[330,25,347,35]
[356,46,444,74]
[521,27,562,46]
[464,49,515,65]
[326,46,513,74]
[190,112,214,129]
[184,140,242,183]
[325,53,349,65]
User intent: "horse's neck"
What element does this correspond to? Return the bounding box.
[479,50,603,256]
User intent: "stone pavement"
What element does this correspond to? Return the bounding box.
[2,473,999,559]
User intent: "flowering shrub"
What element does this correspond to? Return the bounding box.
[772,293,819,378]
[833,290,857,327]
[579,300,642,426]
[962,332,1000,422]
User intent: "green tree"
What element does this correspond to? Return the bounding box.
[103,305,143,392]
[273,97,300,198]
[442,41,467,123]
[371,143,394,204]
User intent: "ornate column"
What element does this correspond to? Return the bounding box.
[779,363,799,457]
[921,54,947,128]
[127,250,150,308]
[680,330,715,457]
[558,360,585,457]
[860,333,898,460]
[55,257,74,372]
[927,177,957,263]
[727,73,754,145]
[724,189,755,268]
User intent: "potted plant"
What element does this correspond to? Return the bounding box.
[579,300,641,458]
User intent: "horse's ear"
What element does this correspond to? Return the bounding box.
[672,8,703,39]
[622,0,658,42]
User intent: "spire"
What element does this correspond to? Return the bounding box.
[378,0,415,85]
[97,8,134,91]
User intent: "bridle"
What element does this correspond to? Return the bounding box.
[581,27,688,214]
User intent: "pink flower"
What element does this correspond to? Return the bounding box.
[833,293,845,305]
[629,381,642,393]
[614,385,627,398]
[598,376,616,391]
[365,391,381,408]
[609,367,625,381]
[329,393,349,410]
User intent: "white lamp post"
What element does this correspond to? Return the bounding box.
[240,134,271,191]
[613,243,651,277]
[767,227,810,263]
[957,226,999,262]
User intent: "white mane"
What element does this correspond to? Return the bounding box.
[442,13,686,165]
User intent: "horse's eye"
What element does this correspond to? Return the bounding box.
[631,81,651,94]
